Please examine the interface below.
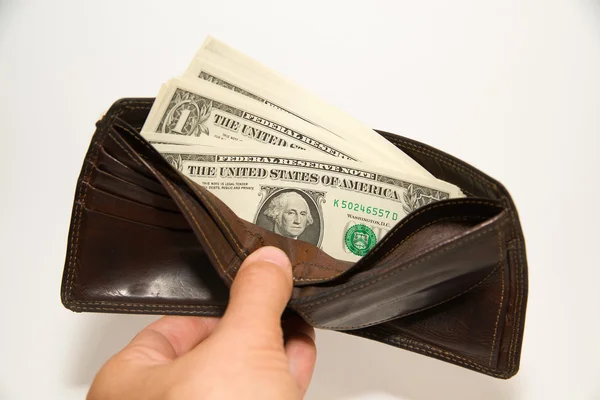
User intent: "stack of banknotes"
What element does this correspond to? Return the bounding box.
[141,36,464,263]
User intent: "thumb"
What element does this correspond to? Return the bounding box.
[218,246,293,346]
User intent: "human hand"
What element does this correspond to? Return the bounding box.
[87,246,317,400]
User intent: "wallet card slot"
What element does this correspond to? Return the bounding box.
[102,125,161,181]
[83,183,190,231]
[115,110,151,131]
[89,166,180,212]
[96,146,170,197]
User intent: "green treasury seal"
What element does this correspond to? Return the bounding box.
[344,224,377,256]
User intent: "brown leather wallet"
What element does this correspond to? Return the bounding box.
[61,98,528,379]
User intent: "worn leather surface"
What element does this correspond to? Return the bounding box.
[61,98,528,378]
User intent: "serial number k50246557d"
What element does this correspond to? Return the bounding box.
[333,199,399,221]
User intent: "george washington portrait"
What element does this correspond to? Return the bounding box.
[255,189,322,246]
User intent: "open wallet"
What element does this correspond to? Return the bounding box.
[60,98,528,379]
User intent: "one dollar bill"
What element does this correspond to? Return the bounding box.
[151,143,463,263]
[142,78,384,164]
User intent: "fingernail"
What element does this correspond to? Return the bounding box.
[244,246,291,269]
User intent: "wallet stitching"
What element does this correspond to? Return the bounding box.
[357,200,498,267]
[236,220,266,246]
[489,230,505,367]
[113,122,152,149]
[514,238,525,370]
[107,128,144,167]
[360,331,495,373]
[357,331,506,377]
[65,128,106,301]
[501,218,523,374]
[65,200,83,300]
[226,251,246,280]
[300,217,508,309]
[509,232,525,372]
[499,211,524,374]
[294,262,345,274]
[69,306,223,315]
[68,300,224,309]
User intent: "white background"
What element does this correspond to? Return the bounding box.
[1,0,599,399]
